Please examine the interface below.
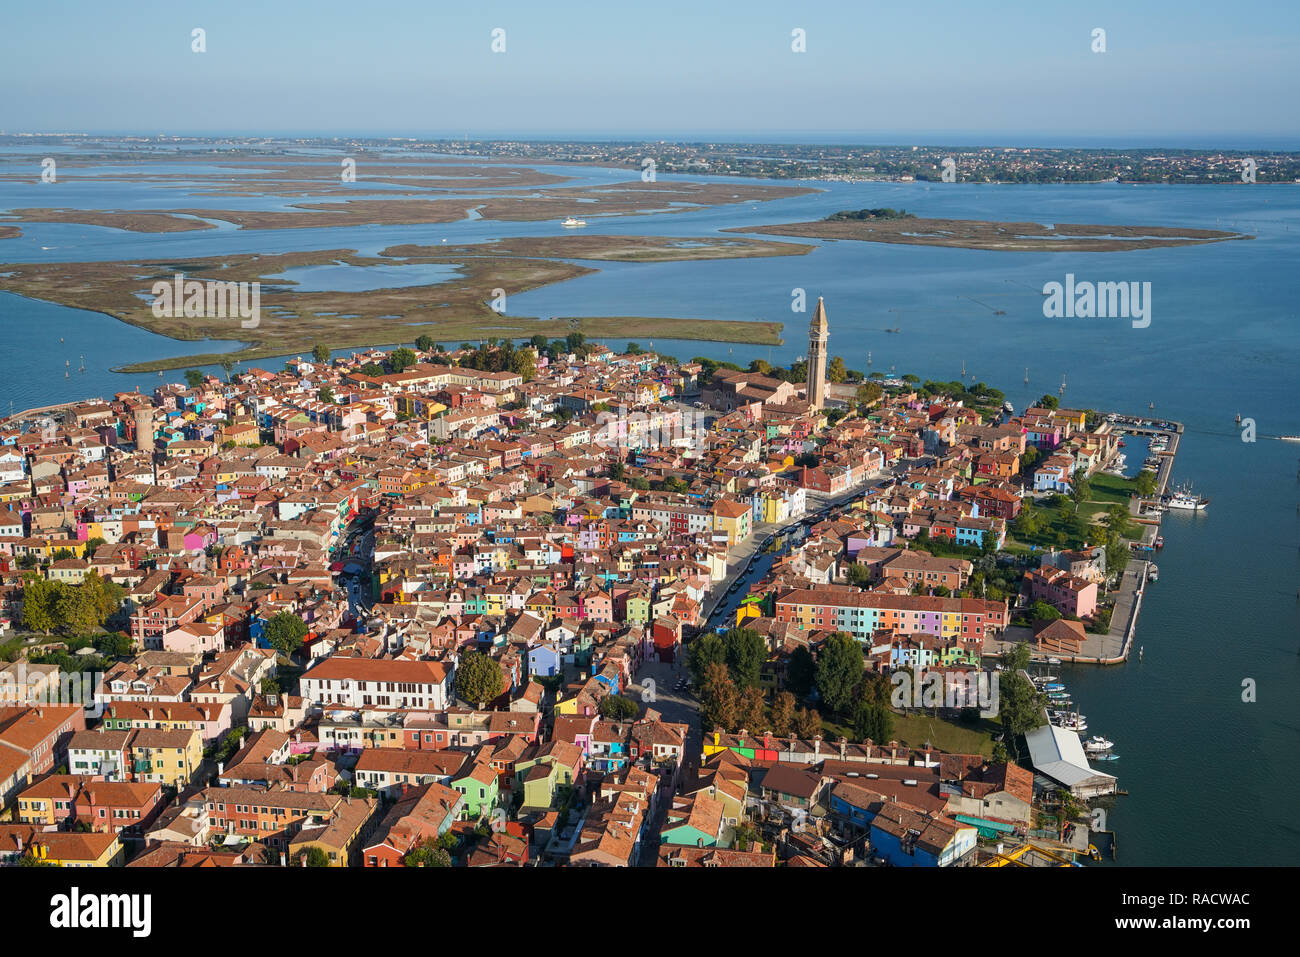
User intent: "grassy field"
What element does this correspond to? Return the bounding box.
[0,237,801,372]
[890,712,998,757]
[819,711,997,757]
[732,216,1253,252]
[7,180,815,233]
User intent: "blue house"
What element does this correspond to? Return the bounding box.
[528,643,562,678]
[869,805,977,867]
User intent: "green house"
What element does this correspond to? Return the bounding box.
[451,762,499,821]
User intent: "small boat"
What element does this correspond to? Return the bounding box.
[561,216,587,228]
[1094,753,1120,761]
[1154,536,1164,549]
[1002,400,1014,415]
[1037,682,1066,692]
[1084,735,1114,753]
[1046,657,1062,666]
[1279,435,1300,443]
[1147,564,1159,582]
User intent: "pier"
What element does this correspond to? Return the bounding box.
[1017,416,1183,666]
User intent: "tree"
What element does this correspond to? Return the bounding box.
[1068,468,1091,514]
[855,380,883,410]
[1135,469,1157,498]
[1037,394,1060,410]
[723,628,765,689]
[300,845,331,867]
[735,686,768,733]
[770,691,796,735]
[94,631,134,659]
[814,633,864,716]
[786,646,815,696]
[529,334,549,354]
[405,839,452,867]
[687,632,726,685]
[852,698,894,744]
[608,461,625,482]
[1001,641,1032,673]
[748,359,772,375]
[598,695,639,720]
[510,348,537,382]
[389,347,417,373]
[793,707,822,738]
[317,386,335,404]
[55,586,99,635]
[264,611,308,655]
[827,356,847,383]
[998,671,1045,759]
[846,562,872,587]
[80,571,123,625]
[625,342,642,355]
[455,651,503,707]
[312,343,331,364]
[184,369,205,388]
[698,660,739,733]
[359,362,384,376]
[1030,600,1061,623]
[21,575,60,634]
[219,359,235,382]
[414,335,436,352]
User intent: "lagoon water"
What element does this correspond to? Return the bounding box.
[1,151,1297,864]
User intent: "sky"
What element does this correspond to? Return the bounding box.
[2,0,1298,146]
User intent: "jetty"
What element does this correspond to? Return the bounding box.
[1021,416,1183,666]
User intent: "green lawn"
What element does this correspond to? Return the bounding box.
[1086,472,1138,507]
[889,711,998,758]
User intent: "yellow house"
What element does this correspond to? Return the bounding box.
[396,394,448,421]
[127,729,202,789]
[0,828,125,867]
[287,796,377,867]
[711,499,753,548]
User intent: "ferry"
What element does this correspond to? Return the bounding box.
[1164,483,1209,511]
[561,216,587,228]
[1279,435,1300,443]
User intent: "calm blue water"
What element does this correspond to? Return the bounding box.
[1,152,1297,865]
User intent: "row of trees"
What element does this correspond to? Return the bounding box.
[21,572,124,636]
[688,629,895,744]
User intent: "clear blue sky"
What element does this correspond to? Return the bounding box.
[2,0,1297,144]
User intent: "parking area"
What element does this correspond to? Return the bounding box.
[631,657,701,759]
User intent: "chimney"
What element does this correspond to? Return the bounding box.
[839,737,847,761]
[280,852,287,866]
[813,735,822,758]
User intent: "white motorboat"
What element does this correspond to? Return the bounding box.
[561,216,587,228]
[1084,735,1114,753]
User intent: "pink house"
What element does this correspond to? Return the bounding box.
[1024,567,1097,620]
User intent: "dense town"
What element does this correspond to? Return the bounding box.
[0,301,1147,869]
